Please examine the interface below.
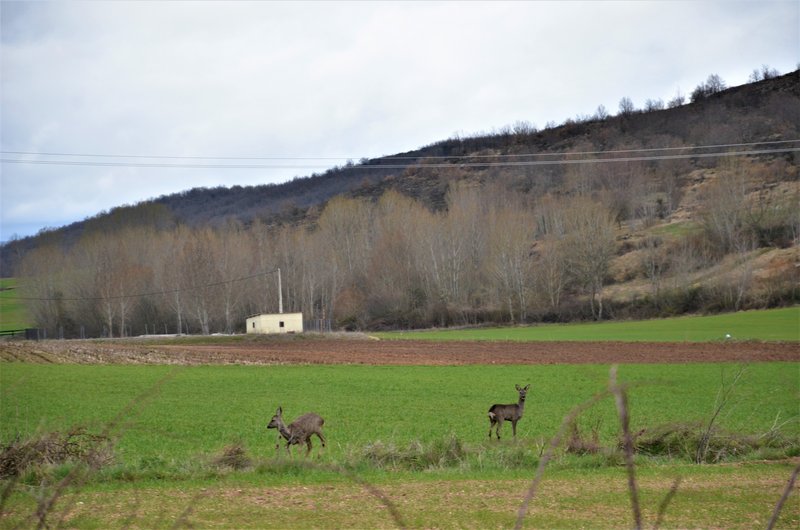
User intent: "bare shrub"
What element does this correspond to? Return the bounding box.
[631,422,798,463]
[565,419,602,455]
[0,427,114,480]
[212,442,252,471]
[357,434,467,471]
[632,422,703,460]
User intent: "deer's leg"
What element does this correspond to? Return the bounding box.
[305,438,313,457]
[511,420,518,438]
[314,432,326,459]
[495,418,504,440]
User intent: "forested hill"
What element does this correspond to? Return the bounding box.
[2,70,798,279]
[5,69,799,334]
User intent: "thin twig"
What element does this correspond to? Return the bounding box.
[0,474,19,520]
[697,365,746,463]
[766,462,800,530]
[51,466,92,529]
[514,389,612,530]
[610,365,642,530]
[171,489,211,529]
[652,476,681,530]
[119,490,143,530]
[326,463,407,529]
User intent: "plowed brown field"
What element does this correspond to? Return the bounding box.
[1,337,798,365]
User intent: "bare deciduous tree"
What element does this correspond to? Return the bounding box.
[667,89,685,108]
[700,160,750,255]
[179,228,221,335]
[210,220,253,334]
[618,96,635,116]
[691,73,727,102]
[644,98,664,112]
[533,236,568,312]
[18,244,70,336]
[486,200,536,322]
[365,191,429,325]
[532,195,570,312]
[316,196,374,324]
[639,235,667,304]
[563,198,617,319]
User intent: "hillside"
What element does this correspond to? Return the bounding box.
[2,71,798,335]
[3,71,798,265]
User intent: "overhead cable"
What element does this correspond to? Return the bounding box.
[1,146,796,170]
[2,138,797,164]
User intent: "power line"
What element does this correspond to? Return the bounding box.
[0,151,351,161]
[2,138,797,164]
[384,139,800,159]
[8,269,279,302]
[1,146,796,169]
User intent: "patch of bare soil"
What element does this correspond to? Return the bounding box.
[1,337,798,365]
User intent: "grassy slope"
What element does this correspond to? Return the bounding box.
[0,278,30,332]
[374,307,800,342]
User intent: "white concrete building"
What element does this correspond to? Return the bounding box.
[246,312,303,334]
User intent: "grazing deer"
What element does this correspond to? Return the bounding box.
[488,384,530,440]
[267,406,326,456]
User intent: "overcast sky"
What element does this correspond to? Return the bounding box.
[1,1,797,243]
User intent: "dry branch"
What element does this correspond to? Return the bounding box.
[514,389,612,530]
[766,462,800,530]
[610,365,642,530]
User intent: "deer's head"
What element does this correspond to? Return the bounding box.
[267,406,283,430]
[515,384,531,401]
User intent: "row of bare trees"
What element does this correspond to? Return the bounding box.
[15,155,798,337]
[16,185,617,336]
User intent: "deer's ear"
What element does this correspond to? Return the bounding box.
[276,406,282,415]
[524,384,531,391]
[515,384,521,391]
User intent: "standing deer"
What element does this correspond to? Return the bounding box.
[488,384,530,440]
[267,406,326,457]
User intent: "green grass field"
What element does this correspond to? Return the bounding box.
[0,278,30,332]
[1,361,798,528]
[374,307,800,342]
[2,308,799,528]
[2,362,798,466]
